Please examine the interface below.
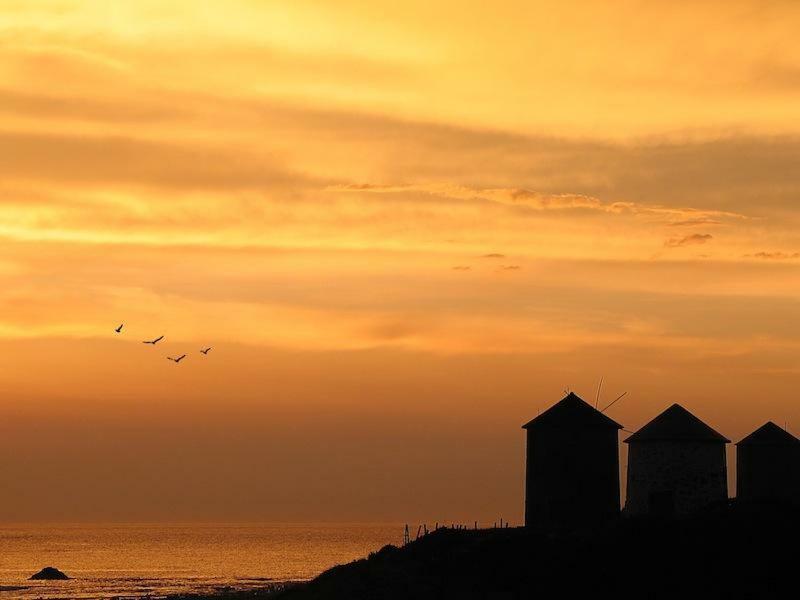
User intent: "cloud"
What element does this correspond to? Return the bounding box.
[499,265,521,271]
[0,87,184,123]
[744,251,800,260]
[320,131,800,223]
[751,59,800,92]
[0,131,317,191]
[330,183,750,224]
[664,233,713,248]
[668,218,723,227]
[452,266,471,271]
[482,253,505,258]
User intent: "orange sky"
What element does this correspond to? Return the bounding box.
[2,0,800,522]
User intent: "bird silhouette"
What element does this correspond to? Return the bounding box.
[167,355,187,363]
[115,324,124,333]
[143,335,165,345]
[200,347,212,355]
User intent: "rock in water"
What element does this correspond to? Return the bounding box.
[29,567,70,580]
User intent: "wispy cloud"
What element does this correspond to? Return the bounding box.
[744,251,800,260]
[0,131,315,191]
[664,233,713,248]
[668,218,723,227]
[330,183,750,224]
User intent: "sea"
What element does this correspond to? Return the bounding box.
[0,524,401,599]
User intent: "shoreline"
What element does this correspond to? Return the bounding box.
[164,582,301,600]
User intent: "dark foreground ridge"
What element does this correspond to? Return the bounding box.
[273,503,798,600]
[170,503,799,600]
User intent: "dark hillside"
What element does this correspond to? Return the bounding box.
[276,502,798,600]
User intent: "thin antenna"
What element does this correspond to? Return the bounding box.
[595,376,604,409]
[601,391,628,413]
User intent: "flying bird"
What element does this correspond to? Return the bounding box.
[143,335,165,345]
[115,324,124,333]
[200,347,212,355]
[167,355,187,363]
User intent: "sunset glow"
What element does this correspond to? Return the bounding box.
[2,0,800,522]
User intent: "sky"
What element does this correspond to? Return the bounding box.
[2,0,800,522]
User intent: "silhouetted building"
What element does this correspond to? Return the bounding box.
[737,422,800,505]
[625,404,729,517]
[522,392,623,528]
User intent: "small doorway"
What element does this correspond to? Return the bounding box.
[648,491,675,517]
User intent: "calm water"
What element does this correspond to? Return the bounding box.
[0,524,401,599]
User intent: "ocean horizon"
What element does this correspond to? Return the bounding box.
[0,523,402,599]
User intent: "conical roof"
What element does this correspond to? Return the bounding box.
[624,404,730,444]
[736,421,800,446]
[522,392,623,430]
